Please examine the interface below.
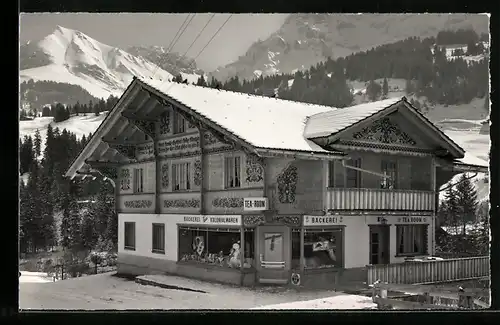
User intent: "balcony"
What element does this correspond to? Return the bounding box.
[326,188,435,211]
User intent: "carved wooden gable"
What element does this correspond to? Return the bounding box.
[351,117,417,146]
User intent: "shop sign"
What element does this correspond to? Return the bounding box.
[304,215,344,226]
[181,215,242,226]
[396,216,428,224]
[243,197,268,211]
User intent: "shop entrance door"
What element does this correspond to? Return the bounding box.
[257,225,290,284]
[369,225,390,265]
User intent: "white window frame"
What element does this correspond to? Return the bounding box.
[124,222,136,251]
[224,155,242,189]
[172,162,191,191]
[133,168,144,193]
[152,223,165,254]
[396,224,427,255]
[381,159,398,190]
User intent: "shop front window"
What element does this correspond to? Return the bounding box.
[397,225,427,255]
[304,228,343,269]
[178,227,253,269]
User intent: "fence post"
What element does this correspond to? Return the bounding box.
[423,292,432,304]
[458,292,473,309]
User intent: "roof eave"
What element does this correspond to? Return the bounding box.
[451,162,489,174]
[255,147,347,160]
[401,100,465,159]
[307,98,404,143]
[136,78,262,156]
[64,78,142,179]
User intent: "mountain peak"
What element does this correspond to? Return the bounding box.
[20,26,203,101]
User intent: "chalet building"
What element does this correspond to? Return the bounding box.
[65,77,488,287]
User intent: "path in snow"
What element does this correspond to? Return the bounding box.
[20,271,53,284]
[19,272,374,310]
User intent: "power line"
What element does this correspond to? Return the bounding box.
[161,14,233,92]
[151,14,196,79]
[150,14,191,79]
[179,14,215,65]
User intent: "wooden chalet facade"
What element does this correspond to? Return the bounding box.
[65,77,488,287]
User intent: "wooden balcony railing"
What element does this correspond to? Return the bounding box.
[326,188,434,211]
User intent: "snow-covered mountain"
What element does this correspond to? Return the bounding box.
[19,26,203,100]
[210,14,489,81]
[126,46,204,81]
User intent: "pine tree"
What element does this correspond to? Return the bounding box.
[41,105,51,117]
[444,185,460,231]
[33,129,42,159]
[196,75,207,87]
[455,173,478,235]
[93,101,100,116]
[382,77,389,98]
[38,170,56,250]
[60,187,83,253]
[26,161,43,252]
[20,135,34,175]
[173,74,183,83]
[81,208,99,251]
[19,179,32,253]
[366,80,382,101]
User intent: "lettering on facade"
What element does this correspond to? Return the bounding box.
[397,216,427,223]
[182,215,241,226]
[243,197,268,211]
[136,143,154,159]
[304,215,344,226]
[158,136,200,155]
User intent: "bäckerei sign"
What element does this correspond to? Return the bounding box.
[303,215,345,226]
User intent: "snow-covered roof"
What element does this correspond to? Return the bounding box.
[137,77,336,153]
[303,97,402,138]
[454,152,489,169]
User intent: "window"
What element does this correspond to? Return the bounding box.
[173,111,186,134]
[346,158,362,188]
[225,156,241,188]
[303,228,343,269]
[172,162,191,191]
[397,225,427,255]
[133,168,144,193]
[410,161,430,191]
[152,223,165,254]
[381,160,397,189]
[291,229,301,268]
[328,159,361,188]
[178,227,253,269]
[124,222,136,250]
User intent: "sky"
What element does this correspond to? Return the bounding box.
[19,13,289,72]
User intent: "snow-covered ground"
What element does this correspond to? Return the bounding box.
[252,295,376,310]
[19,113,106,156]
[20,271,54,283]
[441,224,484,236]
[19,272,375,310]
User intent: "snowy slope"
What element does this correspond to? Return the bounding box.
[19,26,174,99]
[19,113,106,155]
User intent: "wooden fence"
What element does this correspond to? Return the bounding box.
[367,256,489,285]
[372,282,489,310]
